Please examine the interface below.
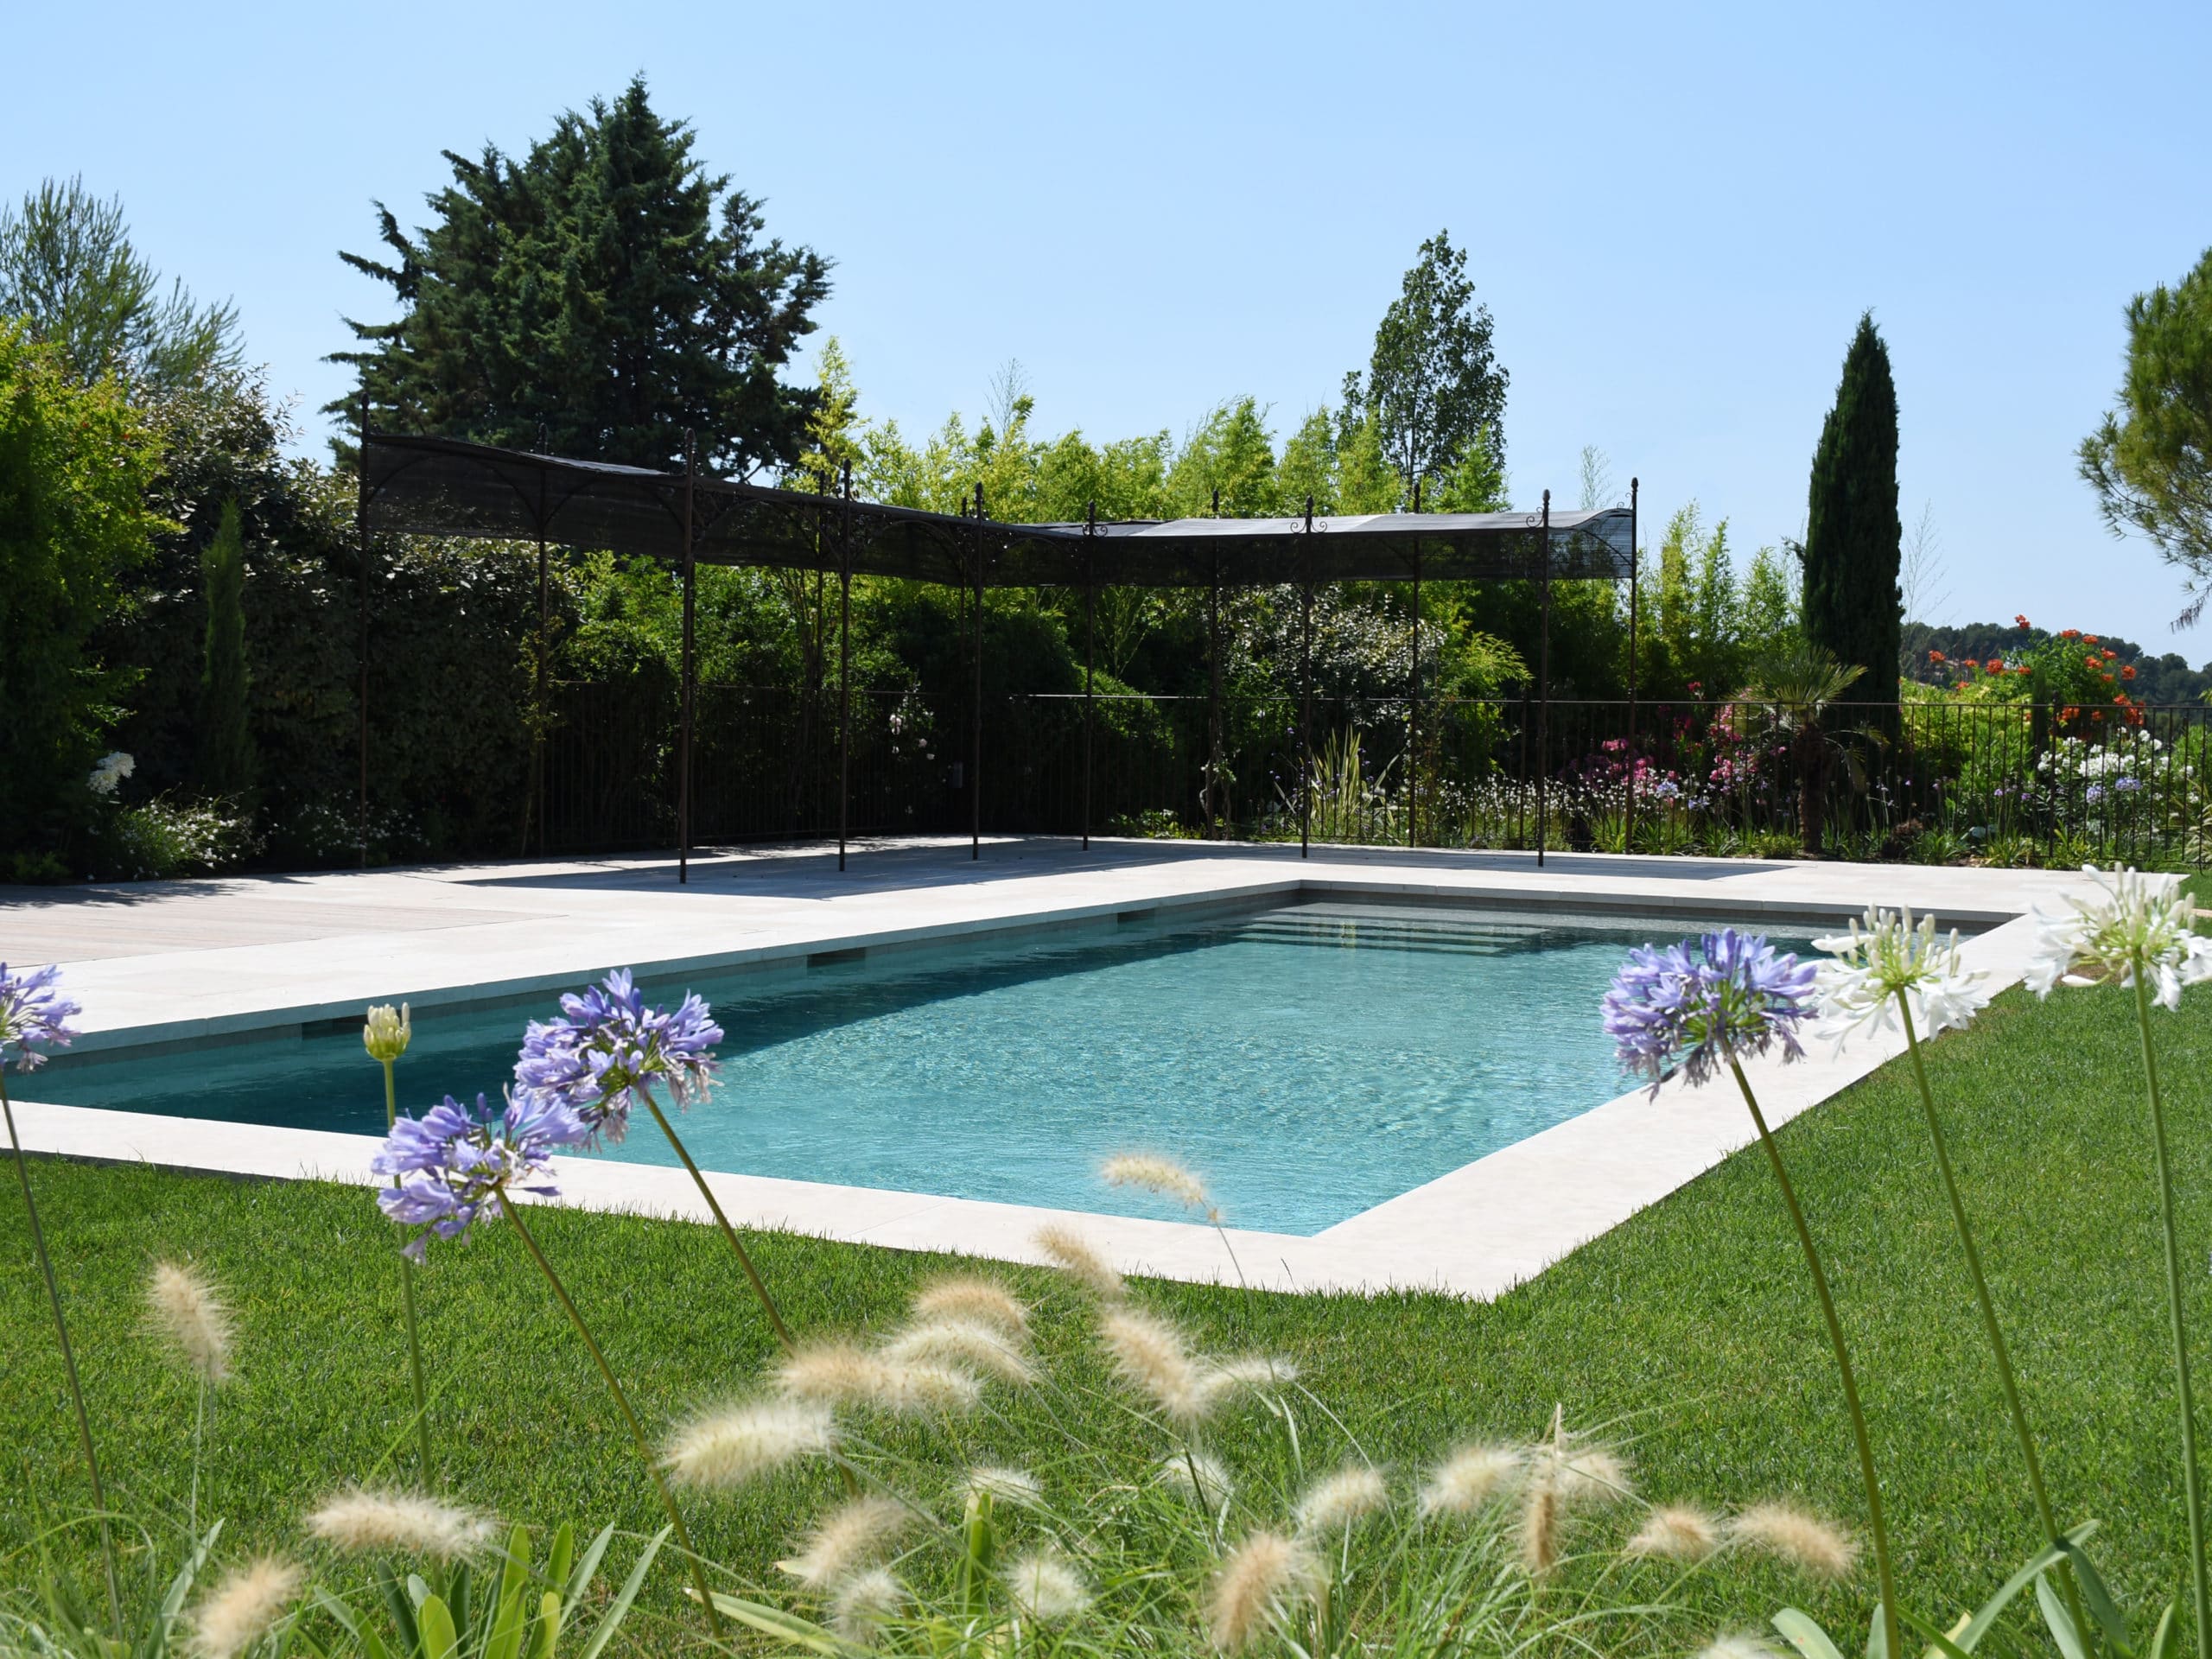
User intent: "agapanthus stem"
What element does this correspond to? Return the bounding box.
[2133,963,2209,1659]
[1897,996,2092,1647]
[1728,1058,1900,1659]
[494,1182,724,1640]
[0,1071,123,1635]
[639,1089,796,1355]
[383,1058,436,1483]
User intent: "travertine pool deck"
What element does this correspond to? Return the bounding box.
[3,836,2088,1299]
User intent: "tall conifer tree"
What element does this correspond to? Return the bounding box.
[194,499,253,795]
[1802,313,1902,715]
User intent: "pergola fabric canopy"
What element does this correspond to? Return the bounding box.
[360,429,1636,586]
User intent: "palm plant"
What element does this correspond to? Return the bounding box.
[1745,648,1866,856]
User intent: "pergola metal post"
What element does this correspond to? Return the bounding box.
[837,461,853,874]
[678,430,697,886]
[1300,493,1313,860]
[971,480,984,861]
[1535,490,1552,870]
[356,397,371,868]
[1207,498,1222,838]
[1408,478,1421,849]
[1624,476,1640,855]
[1083,499,1096,851]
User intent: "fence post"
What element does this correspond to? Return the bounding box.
[1300,495,1314,859]
[1536,492,1552,868]
[838,461,853,873]
[1084,501,1096,850]
[1625,478,1639,855]
[678,430,696,886]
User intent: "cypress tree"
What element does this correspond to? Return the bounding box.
[1802,313,1903,717]
[194,499,254,795]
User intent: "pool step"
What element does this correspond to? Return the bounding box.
[1219,912,1550,957]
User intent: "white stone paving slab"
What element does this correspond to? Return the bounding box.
[2,836,2090,1298]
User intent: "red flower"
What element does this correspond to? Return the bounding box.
[2085,634,2101,645]
[2061,628,2082,639]
[2062,706,2080,719]
[1929,649,1947,663]
[2102,649,2119,660]
[2014,613,2031,628]
[2014,664,2031,676]
[1985,658,2004,673]
[2122,664,2137,680]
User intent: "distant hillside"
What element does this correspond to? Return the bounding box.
[1900,622,2212,704]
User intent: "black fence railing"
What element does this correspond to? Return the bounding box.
[538,683,2212,869]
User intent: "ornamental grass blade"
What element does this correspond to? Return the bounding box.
[2036,1575,2089,1659]
[702,1592,874,1657]
[1774,1608,1850,1659]
[575,1526,666,1659]
[1868,1602,1892,1659]
[2146,1602,2179,1659]
[417,1593,461,1659]
[2060,1539,2135,1655]
[312,1587,395,1659]
[1948,1529,2081,1653]
[141,1522,221,1659]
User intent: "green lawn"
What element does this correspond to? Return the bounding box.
[4,880,2209,1647]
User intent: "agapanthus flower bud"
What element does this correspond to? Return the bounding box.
[513,969,721,1143]
[0,963,79,1072]
[363,1002,411,1064]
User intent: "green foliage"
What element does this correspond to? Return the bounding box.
[330,77,830,476]
[96,795,263,880]
[1343,229,1510,491]
[195,499,255,797]
[1803,314,1904,713]
[2079,245,2212,626]
[0,321,168,861]
[0,176,241,393]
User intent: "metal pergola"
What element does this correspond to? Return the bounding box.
[356,424,1642,875]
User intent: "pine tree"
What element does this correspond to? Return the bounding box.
[194,499,254,796]
[330,78,830,476]
[1802,313,1903,716]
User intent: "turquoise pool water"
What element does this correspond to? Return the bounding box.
[30,901,1817,1234]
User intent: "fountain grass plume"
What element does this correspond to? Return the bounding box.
[1156,1450,1234,1509]
[1034,1224,1124,1298]
[1420,1444,1522,1516]
[188,1557,302,1659]
[1102,1306,1207,1426]
[1605,931,1898,1659]
[0,963,119,1635]
[1294,1464,1389,1533]
[830,1567,906,1644]
[1102,1154,1211,1210]
[1698,1636,1783,1659]
[514,969,798,1353]
[1727,1501,1858,1579]
[1005,1550,1092,1623]
[664,1398,838,1489]
[777,1495,912,1589]
[912,1275,1029,1336]
[884,1319,1037,1384]
[308,1489,495,1559]
[1208,1530,1324,1652]
[2030,864,2212,1659]
[776,1342,983,1414]
[148,1262,233,1387]
[963,1466,1043,1509]
[1627,1505,1721,1562]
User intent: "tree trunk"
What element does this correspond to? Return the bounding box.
[1793,721,1831,857]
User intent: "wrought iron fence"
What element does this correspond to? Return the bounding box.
[539,682,2212,869]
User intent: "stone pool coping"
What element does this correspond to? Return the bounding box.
[3,836,2087,1299]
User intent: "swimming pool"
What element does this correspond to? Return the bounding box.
[29,899,1820,1234]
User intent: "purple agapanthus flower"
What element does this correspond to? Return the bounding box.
[0,963,79,1072]
[512,969,722,1144]
[372,1091,581,1262]
[1602,930,1818,1097]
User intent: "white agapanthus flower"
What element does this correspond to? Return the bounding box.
[86,751,135,796]
[1813,906,1990,1046]
[2025,866,2212,1014]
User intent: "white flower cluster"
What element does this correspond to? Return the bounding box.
[2026,866,2212,1013]
[1814,906,1990,1046]
[86,751,135,796]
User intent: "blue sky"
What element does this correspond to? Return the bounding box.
[8,0,2209,656]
